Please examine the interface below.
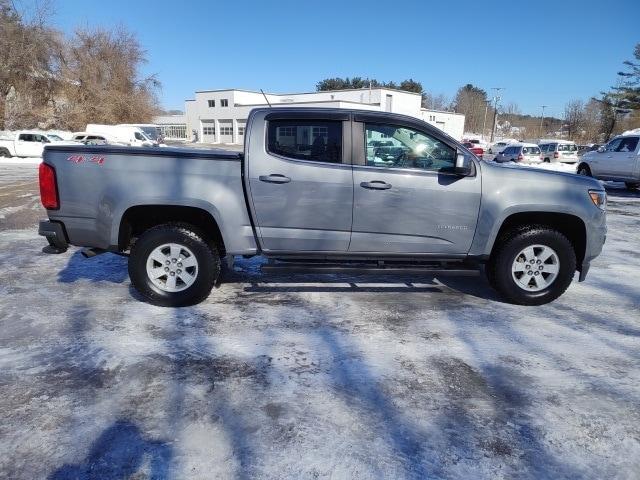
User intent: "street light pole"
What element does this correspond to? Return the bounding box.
[489,87,504,143]
[539,105,547,139]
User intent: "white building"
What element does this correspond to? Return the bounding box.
[154,88,465,143]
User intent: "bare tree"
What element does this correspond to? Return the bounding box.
[422,92,450,111]
[564,100,585,141]
[0,0,60,129]
[57,26,160,131]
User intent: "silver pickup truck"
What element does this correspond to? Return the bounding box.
[38,108,607,307]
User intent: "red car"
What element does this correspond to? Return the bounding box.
[462,142,484,159]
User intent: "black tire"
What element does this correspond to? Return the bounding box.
[0,147,12,158]
[577,164,592,177]
[486,226,576,306]
[544,158,550,163]
[625,182,639,190]
[128,224,220,307]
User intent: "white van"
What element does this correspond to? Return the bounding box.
[118,124,162,142]
[85,124,156,147]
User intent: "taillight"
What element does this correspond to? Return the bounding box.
[517,153,524,161]
[554,151,559,159]
[39,163,59,209]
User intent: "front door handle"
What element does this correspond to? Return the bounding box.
[360,180,392,190]
[259,174,291,184]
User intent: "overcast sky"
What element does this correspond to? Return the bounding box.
[52,0,639,117]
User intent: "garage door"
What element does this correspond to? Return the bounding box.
[237,120,246,144]
[202,121,216,143]
[219,120,233,143]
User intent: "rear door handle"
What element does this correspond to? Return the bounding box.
[360,180,392,190]
[259,174,291,184]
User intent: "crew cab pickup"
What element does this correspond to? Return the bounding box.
[577,133,640,190]
[0,131,51,157]
[39,108,607,307]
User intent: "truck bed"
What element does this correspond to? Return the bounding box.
[42,144,257,254]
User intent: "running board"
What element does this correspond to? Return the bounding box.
[261,263,479,276]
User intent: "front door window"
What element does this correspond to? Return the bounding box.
[364,124,456,172]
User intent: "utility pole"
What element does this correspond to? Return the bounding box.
[539,105,547,139]
[482,101,490,141]
[489,87,504,143]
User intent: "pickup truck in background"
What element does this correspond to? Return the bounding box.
[0,131,52,157]
[577,133,640,190]
[39,108,607,307]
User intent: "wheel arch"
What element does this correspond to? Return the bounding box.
[117,204,226,256]
[489,212,586,269]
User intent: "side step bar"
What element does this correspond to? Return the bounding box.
[261,262,479,276]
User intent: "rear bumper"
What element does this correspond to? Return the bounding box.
[38,220,69,251]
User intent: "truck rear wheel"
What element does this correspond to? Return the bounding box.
[128,224,220,307]
[0,147,11,158]
[486,226,576,305]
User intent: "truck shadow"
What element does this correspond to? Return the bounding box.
[224,259,503,302]
[58,250,129,284]
[48,420,172,480]
[58,250,503,303]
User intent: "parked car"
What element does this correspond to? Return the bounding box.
[539,140,579,163]
[577,133,640,190]
[578,144,601,157]
[488,140,510,154]
[462,142,484,159]
[71,132,110,145]
[0,130,50,157]
[39,107,606,307]
[494,143,542,163]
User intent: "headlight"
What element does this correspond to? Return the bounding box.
[589,190,606,210]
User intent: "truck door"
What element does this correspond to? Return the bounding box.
[614,136,639,179]
[246,112,353,252]
[349,118,481,254]
[16,133,41,157]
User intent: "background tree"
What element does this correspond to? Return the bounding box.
[453,84,489,133]
[57,26,160,130]
[564,100,585,141]
[611,43,640,111]
[421,92,450,110]
[0,0,60,129]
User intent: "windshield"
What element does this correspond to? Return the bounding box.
[522,146,540,155]
[558,143,577,152]
[140,127,159,140]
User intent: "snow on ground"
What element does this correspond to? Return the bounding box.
[0,156,42,165]
[1,166,639,479]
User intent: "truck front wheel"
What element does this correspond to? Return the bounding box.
[486,227,576,305]
[128,224,220,307]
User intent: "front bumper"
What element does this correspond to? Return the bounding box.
[38,220,69,252]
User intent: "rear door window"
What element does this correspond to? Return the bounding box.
[267,120,342,163]
[522,146,540,155]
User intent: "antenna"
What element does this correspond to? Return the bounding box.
[260,89,272,108]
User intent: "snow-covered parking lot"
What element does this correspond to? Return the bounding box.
[1,163,639,479]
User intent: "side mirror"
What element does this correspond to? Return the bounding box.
[455,151,472,176]
[597,146,605,153]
